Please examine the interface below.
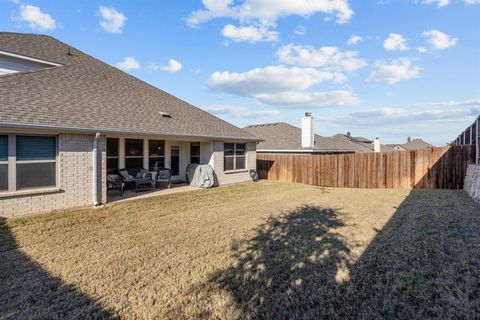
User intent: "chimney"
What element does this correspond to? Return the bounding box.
[301,112,314,148]
[374,137,381,153]
[407,136,411,143]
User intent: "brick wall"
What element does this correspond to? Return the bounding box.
[0,133,106,218]
[211,141,256,185]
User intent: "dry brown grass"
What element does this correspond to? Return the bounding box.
[1,181,479,319]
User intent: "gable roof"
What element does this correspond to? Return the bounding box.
[0,32,257,141]
[243,122,372,152]
[400,139,434,150]
[333,134,393,152]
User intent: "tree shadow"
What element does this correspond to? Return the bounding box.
[204,190,480,319]
[208,205,352,319]
[0,217,116,319]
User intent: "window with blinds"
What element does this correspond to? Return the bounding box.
[16,136,56,190]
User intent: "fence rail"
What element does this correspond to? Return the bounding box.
[257,145,475,189]
[453,115,479,165]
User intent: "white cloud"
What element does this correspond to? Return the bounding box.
[99,6,126,34]
[464,0,480,4]
[417,99,480,108]
[421,0,450,7]
[294,25,306,36]
[254,90,361,107]
[277,44,367,72]
[187,0,354,27]
[116,57,140,71]
[221,24,279,42]
[383,33,409,51]
[367,58,421,85]
[422,30,457,50]
[202,105,279,118]
[417,47,427,53]
[209,66,344,96]
[150,59,183,73]
[209,65,359,107]
[347,35,363,45]
[18,4,56,30]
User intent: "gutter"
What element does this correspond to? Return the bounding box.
[257,149,357,153]
[0,122,261,142]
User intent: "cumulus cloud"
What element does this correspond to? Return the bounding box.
[99,6,126,34]
[254,90,361,107]
[347,35,363,45]
[383,33,409,51]
[421,0,450,7]
[150,59,183,73]
[221,24,278,42]
[186,0,354,27]
[464,0,480,4]
[209,66,344,96]
[422,30,457,50]
[116,57,140,71]
[202,105,279,118]
[276,44,367,72]
[17,4,56,30]
[367,58,421,85]
[208,65,359,107]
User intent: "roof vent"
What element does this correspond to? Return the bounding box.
[160,112,172,118]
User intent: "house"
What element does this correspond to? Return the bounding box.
[0,32,258,217]
[333,133,393,152]
[387,137,434,151]
[244,113,390,154]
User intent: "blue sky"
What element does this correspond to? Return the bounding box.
[1,0,479,145]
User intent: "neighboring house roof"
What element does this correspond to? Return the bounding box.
[386,139,434,150]
[243,122,369,153]
[399,139,434,150]
[333,134,393,152]
[0,32,257,141]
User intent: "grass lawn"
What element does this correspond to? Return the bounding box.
[1,181,479,319]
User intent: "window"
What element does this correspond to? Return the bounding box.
[106,138,119,173]
[190,142,200,164]
[224,143,246,171]
[125,139,143,169]
[149,140,165,171]
[16,136,56,190]
[0,135,7,191]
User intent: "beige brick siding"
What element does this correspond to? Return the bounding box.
[0,133,106,218]
[211,141,256,185]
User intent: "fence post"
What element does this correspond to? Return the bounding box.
[476,117,479,165]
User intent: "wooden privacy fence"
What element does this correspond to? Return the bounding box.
[257,145,475,189]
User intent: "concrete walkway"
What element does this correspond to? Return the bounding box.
[107,183,198,203]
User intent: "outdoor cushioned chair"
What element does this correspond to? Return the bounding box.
[107,174,125,196]
[156,168,172,189]
[117,169,136,189]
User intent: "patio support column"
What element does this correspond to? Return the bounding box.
[143,138,149,170]
[119,137,125,168]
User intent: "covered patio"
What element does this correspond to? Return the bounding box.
[107,182,197,203]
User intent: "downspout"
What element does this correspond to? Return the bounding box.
[93,132,101,207]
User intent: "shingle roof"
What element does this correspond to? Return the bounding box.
[333,134,394,152]
[0,32,257,141]
[399,139,434,150]
[243,122,371,152]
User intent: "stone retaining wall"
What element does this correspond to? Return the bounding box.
[464,164,480,204]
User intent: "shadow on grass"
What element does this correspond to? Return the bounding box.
[205,190,480,319]
[0,217,115,320]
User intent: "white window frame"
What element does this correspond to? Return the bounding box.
[124,138,144,169]
[224,143,247,172]
[106,138,120,173]
[148,139,165,171]
[0,133,58,193]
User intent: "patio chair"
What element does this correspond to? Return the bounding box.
[156,168,172,189]
[107,174,125,196]
[117,168,136,189]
